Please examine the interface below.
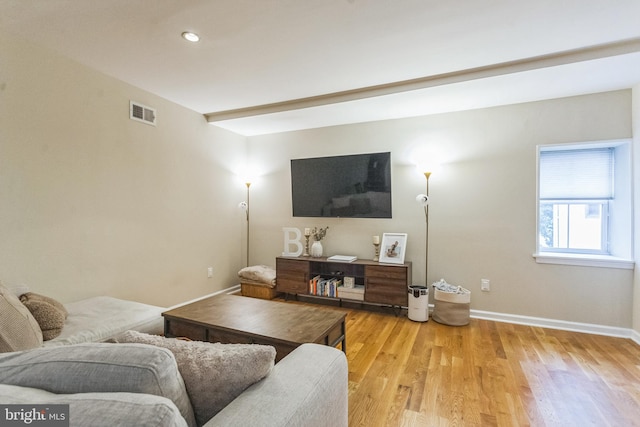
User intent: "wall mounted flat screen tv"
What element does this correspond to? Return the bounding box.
[291,152,392,218]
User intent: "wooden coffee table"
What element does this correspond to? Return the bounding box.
[163,294,346,362]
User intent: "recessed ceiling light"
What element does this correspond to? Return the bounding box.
[181,32,200,42]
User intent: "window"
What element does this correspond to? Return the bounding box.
[535,140,633,268]
[538,147,612,254]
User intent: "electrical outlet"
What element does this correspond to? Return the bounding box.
[481,279,490,292]
[207,267,213,278]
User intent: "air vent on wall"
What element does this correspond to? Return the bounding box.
[130,101,156,126]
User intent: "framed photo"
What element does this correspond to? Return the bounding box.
[379,233,408,264]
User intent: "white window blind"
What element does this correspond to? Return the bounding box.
[539,148,614,200]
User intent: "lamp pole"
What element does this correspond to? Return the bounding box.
[245,182,251,267]
[423,172,431,285]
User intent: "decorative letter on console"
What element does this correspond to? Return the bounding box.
[282,227,303,257]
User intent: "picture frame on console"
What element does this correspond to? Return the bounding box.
[379,233,408,264]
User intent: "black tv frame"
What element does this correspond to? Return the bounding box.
[290,152,392,218]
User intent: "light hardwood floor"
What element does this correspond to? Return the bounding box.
[280,299,640,426]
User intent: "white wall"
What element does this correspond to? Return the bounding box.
[0,34,247,307]
[248,91,634,328]
[1,32,636,329]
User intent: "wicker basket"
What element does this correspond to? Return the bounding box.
[240,279,280,300]
[431,286,471,326]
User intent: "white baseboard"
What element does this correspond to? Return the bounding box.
[166,284,241,310]
[470,309,637,341]
[225,284,242,294]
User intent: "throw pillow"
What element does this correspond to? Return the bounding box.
[19,293,68,341]
[20,292,68,317]
[0,283,43,352]
[237,265,276,286]
[117,330,276,426]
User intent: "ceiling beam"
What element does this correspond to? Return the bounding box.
[205,38,640,123]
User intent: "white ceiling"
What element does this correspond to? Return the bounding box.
[3,0,640,136]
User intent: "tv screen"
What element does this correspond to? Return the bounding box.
[291,152,392,218]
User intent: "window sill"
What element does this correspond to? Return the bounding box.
[533,253,634,269]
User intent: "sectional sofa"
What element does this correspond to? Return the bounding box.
[0,284,349,426]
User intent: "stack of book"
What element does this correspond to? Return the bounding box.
[326,255,357,263]
[309,275,342,297]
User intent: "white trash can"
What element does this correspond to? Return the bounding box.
[408,285,429,322]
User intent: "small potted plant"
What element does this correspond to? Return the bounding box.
[310,226,329,257]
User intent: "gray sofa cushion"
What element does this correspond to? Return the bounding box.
[208,343,348,427]
[0,343,196,427]
[43,296,164,347]
[0,384,188,427]
[117,330,276,426]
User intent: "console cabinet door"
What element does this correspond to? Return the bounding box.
[364,265,408,306]
[276,258,309,294]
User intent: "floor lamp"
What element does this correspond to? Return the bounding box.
[415,171,431,284]
[244,181,251,267]
[239,181,251,267]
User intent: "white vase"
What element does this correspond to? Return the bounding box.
[310,241,323,257]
